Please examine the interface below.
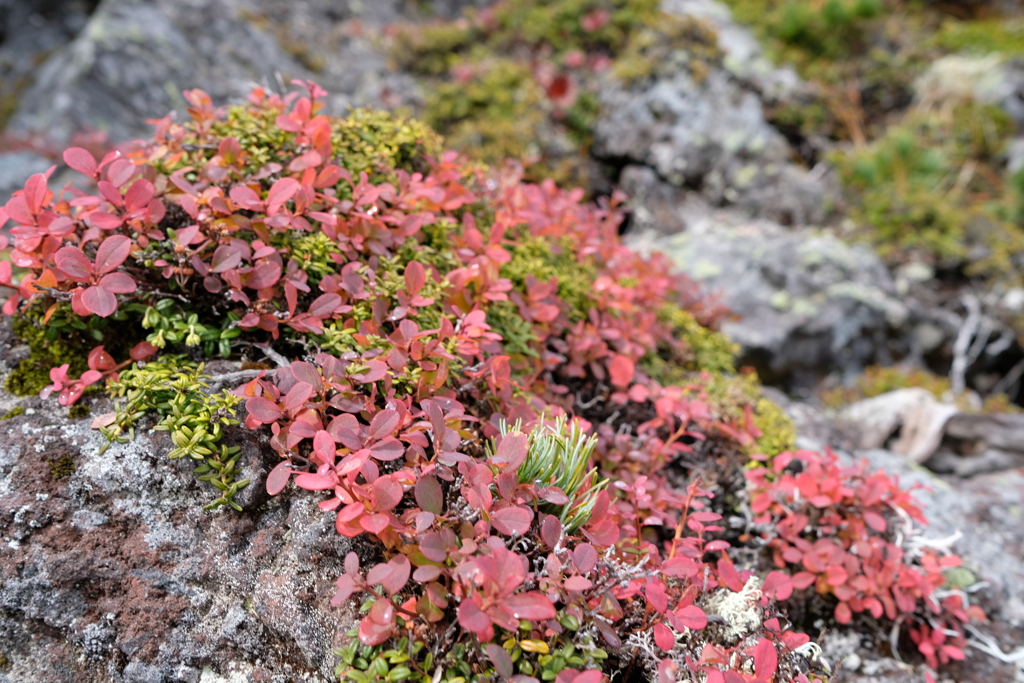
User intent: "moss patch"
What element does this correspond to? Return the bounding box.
[48,454,76,480]
[0,406,25,420]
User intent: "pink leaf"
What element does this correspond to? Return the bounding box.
[752,639,778,682]
[863,511,887,533]
[89,211,124,230]
[404,260,426,295]
[834,601,852,624]
[457,598,491,635]
[415,475,444,515]
[368,409,400,440]
[486,643,514,679]
[266,177,299,212]
[653,623,675,651]
[124,178,155,211]
[211,245,242,273]
[492,431,528,469]
[81,286,118,317]
[94,235,132,274]
[229,184,264,210]
[762,571,794,601]
[294,473,336,491]
[247,261,281,290]
[54,247,93,281]
[266,461,293,495]
[491,506,533,536]
[98,272,137,294]
[353,360,388,383]
[372,476,404,511]
[608,354,635,388]
[382,555,410,596]
[308,292,341,318]
[246,396,283,424]
[573,543,598,574]
[64,147,98,176]
[674,605,707,630]
[500,591,555,620]
[564,576,593,591]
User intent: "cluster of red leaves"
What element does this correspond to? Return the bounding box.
[0,79,981,678]
[746,450,985,670]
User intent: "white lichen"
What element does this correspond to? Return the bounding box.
[705,576,763,642]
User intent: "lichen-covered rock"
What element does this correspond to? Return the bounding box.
[5,0,422,145]
[631,212,910,391]
[594,1,835,227]
[0,351,356,682]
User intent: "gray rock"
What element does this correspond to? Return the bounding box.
[0,151,53,199]
[630,213,909,391]
[6,0,422,145]
[594,1,835,228]
[0,371,357,682]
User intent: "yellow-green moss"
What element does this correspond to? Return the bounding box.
[48,454,76,480]
[67,404,91,419]
[500,234,599,323]
[931,17,1024,56]
[835,101,1024,277]
[1,406,25,420]
[821,364,1020,414]
[393,0,723,188]
[5,309,90,397]
[207,105,442,185]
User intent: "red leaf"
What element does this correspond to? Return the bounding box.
[368,409,400,440]
[762,571,793,601]
[266,177,299,211]
[458,597,491,635]
[353,360,388,383]
[792,571,816,590]
[573,543,598,573]
[383,554,410,596]
[372,476,404,512]
[64,147,98,176]
[863,511,887,533]
[404,260,426,295]
[24,174,48,214]
[89,211,124,230]
[266,461,293,495]
[294,472,335,491]
[541,514,562,548]
[308,292,341,318]
[229,184,264,210]
[491,506,533,536]
[834,601,852,624]
[98,272,136,294]
[54,247,92,281]
[486,643,513,679]
[608,354,635,388]
[674,605,707,630]
[653,623,675,651]
[94,235,132,274]
[415,475,444,515]
[564,576,593,591]
[501,591,555,620]
[247,261,281,289]
[124,178,154,211]
[492,431,528,469]
[81,286,117,317]
[211,245,242,273]
[752,639,778,682]
[246,396,283,424]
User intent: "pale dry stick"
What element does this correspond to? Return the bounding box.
[950,294,981,397]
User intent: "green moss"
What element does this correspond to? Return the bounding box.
[502,233,599,322]
[931,17,1024,55]
[835,101,1024,277]
[67,404,91,419]
[48,454,76,480]
[5,307,91,397]
[207,105,442,185]
[1,406,25,420]
[394,0,723,188]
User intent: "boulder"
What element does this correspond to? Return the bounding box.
[593,1,834,228]
[5,0,421,145]
[0,323,356,683]
[630,213,910,392]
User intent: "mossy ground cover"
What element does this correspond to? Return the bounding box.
[391,0,722,190]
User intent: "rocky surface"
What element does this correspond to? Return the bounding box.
[629,211,911,392]
[0,325,354,683]
[3,0,429,146]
